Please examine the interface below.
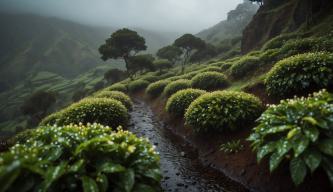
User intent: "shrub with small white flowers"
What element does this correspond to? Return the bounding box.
[0,123,161,191]
[248,90,333,186]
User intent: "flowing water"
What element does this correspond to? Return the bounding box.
[128,99,249,192]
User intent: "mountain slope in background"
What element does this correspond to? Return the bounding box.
[197,0,258,45]
[0,13,179,88]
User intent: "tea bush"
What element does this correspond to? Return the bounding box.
[0,124,161,191]
[229,56,260,78]
[43,98,129,128]
[141,75,160,83]
[39,111,63,126]
[128,80,150,93]
[165,89,206,117]
[146,80,170,98]
[248,90,333,186]
[200,66,223,73]
[265,52,333,98]
[191,72,229,91]
[185,91,263,132]
[163,79,192,97]
[106,83,127,93]
[94,91,133,110]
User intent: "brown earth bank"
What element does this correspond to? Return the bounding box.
[132,91,332,192]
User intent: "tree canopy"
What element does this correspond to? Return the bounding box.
[156,45,182,64]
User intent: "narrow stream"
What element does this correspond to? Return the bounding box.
[128,99,249,192]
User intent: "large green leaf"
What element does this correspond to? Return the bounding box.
[292,136,309,157]
[318,139,333,156]
[322,156,333,186]
[302,149,322,173]
[133,184,156,192]
[269,151,284,172]
[290,157,307,186]
[303,126,319,142]
[40,162,67,190]
[142,168,162,182]
[98,162,126,174]
[257,142,276,162]
[82,176,99,192]
[0,161,21,192]
[47,147,63,161]
[97,174,108,192]
[118,169,135,192]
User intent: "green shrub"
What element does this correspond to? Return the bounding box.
[220,63,233,71]
[262,33,303,50]
[265,52,333,98]
[191,72,229,91]
[248,90,333,186]
[259,48,281,63]
[141,75,160,83]
[163,79,192,97]
[199,66,223,73]
[106,83,127,93]
[43,98,128,128]
[128,80,150,93]
[0,124,161,191]
[280,37,333,57]
[39,111,63,126]
[185,91,263,132]
[146,80,170,98]
[165,89,206,117]
[94,91,133,110]
[229,56,260,78]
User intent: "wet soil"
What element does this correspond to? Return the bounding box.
[128,98,249,192]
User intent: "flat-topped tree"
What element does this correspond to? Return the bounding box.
[156,45,182,65]
[99,28,147,76]
[174,34,206,73]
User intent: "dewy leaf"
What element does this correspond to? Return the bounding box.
[97,174,108,192]
[142,168,162,182]
[257,142,276,162]
[303,126,319,142]
[47,147,63,161]
[0,161,21,192]
[318,139,333,156]
[322,156,333,186]
[303,149,322,173]
[269,151,284,172]
[41,162,67,190]
[290,157,307,186]
[82,176,99,192]
[98,162,125,174]
[292,136,309,157]
[302,117,319,126]
[118,169,135,192]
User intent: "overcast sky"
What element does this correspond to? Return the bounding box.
[0,0,243,33]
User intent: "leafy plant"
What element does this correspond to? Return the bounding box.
[265,52,333,98]
[128,80,150,93]
[0,124,162,192]
[163,79,191,97]
[94,90,133,110]
[185,91,263,133]
[165,89,206,117]
[41,98,129,128]
[229,56,260,79]
[220,140,244,154]
[248,90,333,186]
[191,72,229,91]
[145,80,170,98]
[106,83,128,93]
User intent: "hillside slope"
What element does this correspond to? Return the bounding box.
[197,0,258,45]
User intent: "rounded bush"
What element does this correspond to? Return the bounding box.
[265,52,333,98]
[39,111,63,126]
[166,89,206,117]
[163,79,191,97]
[128,80,150,93]
[229,56,260,78]
[94,91,133,110]
[106,83,127,93]
[191,72,229,91]
[50,98,128,128]
[248,90,333,186]
[185,91,263,132]
[141,75,160,83]
[0,124,161,191]
[200,66,223,73]
[146,80,170,98]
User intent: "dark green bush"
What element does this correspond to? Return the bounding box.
[128,80,150,93]
[280,37,333,57]
[163,79,191,97]
[42,98,128,128]
[199,66,223,73]
[165,89,206,117]
[262,33,303,50]
[0,124,161,192]
[220,63,233,72]
[39,111,63,126]
[94,91,133,110]
[248,90,333,186]
[191,72,229,91]
[145,80,170,98]
[106,83,127,93]
[185,91,263,132]
[229,56,260,78]
[265,52,333,98]
[141,75,160,83]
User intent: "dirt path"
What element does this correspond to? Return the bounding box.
[128,98,248,192]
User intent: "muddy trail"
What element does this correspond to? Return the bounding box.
[128,98,249,192]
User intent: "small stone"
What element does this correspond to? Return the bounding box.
[180,151,185,157]
[177,183,184,187]
[176,172,180,176]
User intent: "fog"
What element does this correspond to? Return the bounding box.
[0,0,243,33]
